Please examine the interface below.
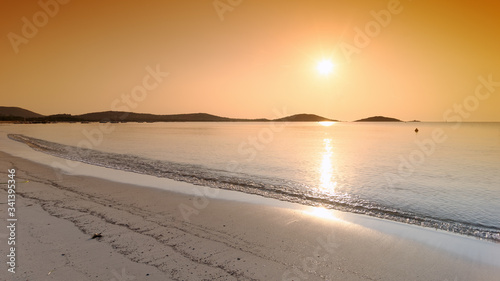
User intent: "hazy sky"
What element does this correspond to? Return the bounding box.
[1,0,500,121]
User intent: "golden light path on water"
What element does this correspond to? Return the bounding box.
[300,122,342,221]
[320,138,337,194]
[318,121,335,127]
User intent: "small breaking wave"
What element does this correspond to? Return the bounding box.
[8,134,500,243]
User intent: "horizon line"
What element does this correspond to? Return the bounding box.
[2,106,500,123]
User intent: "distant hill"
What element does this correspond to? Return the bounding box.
[77,111,233,122]
[355,116,402,122]
[0,107,44,118]
[274,114,337,122]
[79,112,336,122]
[0,107,336,123]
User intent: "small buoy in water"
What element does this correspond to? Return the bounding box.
[415,128,419,133]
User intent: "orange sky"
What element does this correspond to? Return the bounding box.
[1,0,500,121]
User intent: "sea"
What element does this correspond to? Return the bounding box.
[1,121,499,242]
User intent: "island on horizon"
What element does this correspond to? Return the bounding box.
[354,116,402,122]
[1,106,412,123]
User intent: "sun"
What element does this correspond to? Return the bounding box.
[316,59,335,75]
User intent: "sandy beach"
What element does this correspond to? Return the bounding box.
[1,151,499,281]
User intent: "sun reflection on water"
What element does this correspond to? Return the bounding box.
[319,121,336,127]
[320,138,337,193]
[304,207,340,221]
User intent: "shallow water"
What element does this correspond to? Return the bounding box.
[2,122,500,241]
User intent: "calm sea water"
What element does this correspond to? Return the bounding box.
[3,122,500,241]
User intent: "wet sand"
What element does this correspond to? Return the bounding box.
[0,151,499,280]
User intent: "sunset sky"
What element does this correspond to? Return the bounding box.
[1,0,500,121]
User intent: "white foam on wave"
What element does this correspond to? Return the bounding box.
[2,131,500,268]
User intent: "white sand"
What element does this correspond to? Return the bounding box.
[1,152,499,280]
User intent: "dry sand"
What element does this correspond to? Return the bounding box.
[0,151,499,280]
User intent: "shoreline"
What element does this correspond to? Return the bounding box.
[1,151,500,280]
[5,131,500,244]
[3,131,500,244]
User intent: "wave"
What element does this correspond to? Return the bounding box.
[8,134,500,243]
